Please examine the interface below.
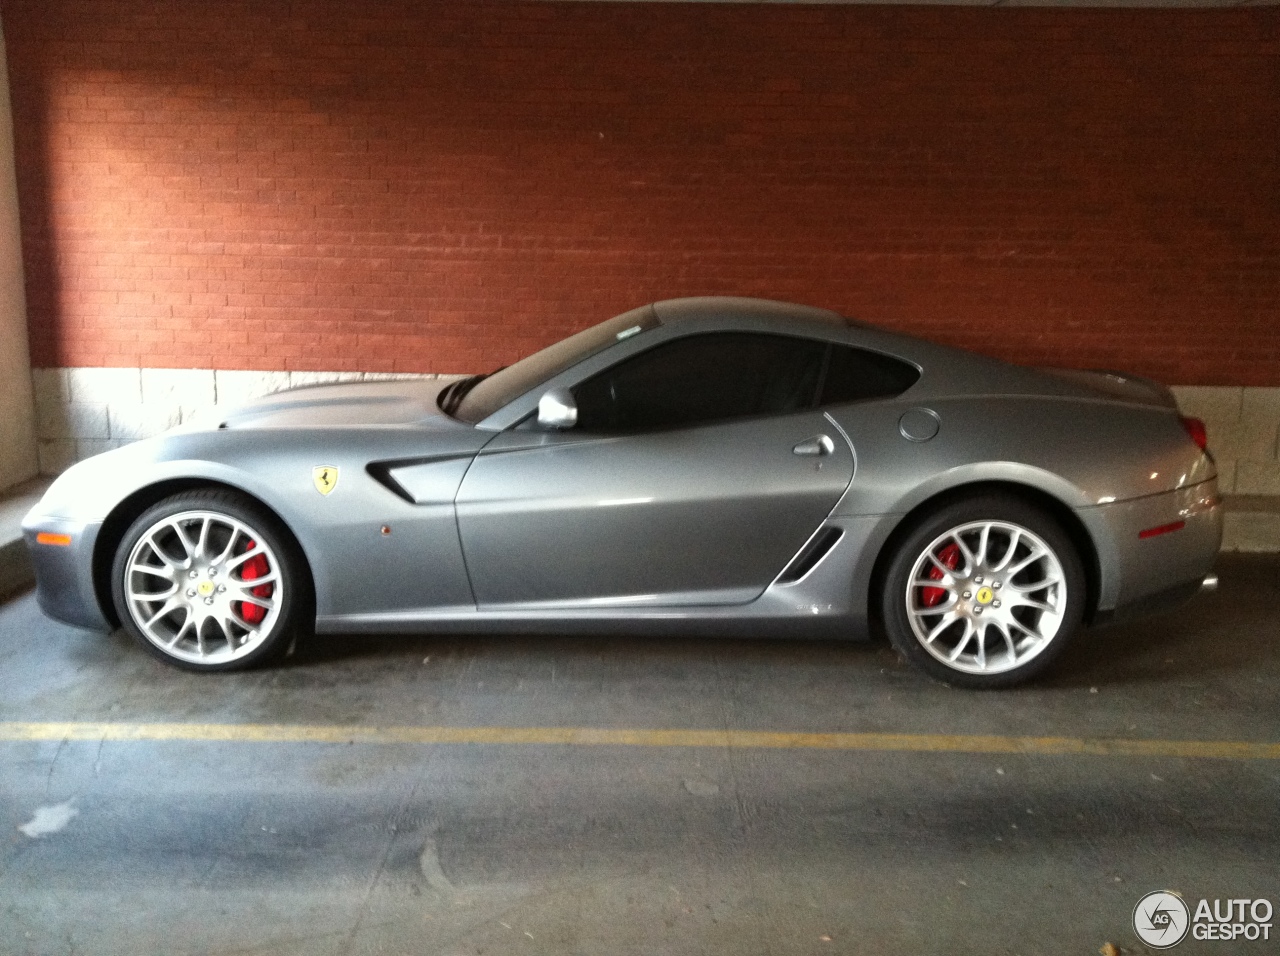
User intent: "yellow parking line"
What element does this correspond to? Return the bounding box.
[0,721,1277,760]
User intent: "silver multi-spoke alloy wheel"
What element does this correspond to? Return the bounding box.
[881,495,1085,687]
[121,508,286,667]
[905,520,1068,676]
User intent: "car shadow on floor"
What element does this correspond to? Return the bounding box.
[1042,552,1278,689]
[283,554,1276,693]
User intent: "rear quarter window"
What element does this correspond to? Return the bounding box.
[820,345,920,406]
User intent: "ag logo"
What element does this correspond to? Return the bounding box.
[312,465,339,496]
[1134,891,1190,949]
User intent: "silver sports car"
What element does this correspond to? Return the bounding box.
[23,298,1221,688]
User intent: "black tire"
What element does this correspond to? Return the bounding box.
[110,489,309,672]
[880,494,1085,689]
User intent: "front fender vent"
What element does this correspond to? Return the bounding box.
[776,527,844,585]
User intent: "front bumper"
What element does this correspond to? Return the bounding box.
[1079,479,1222,622]
[20,514,112,631]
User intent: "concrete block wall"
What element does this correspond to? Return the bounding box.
[1170,387,1280,496]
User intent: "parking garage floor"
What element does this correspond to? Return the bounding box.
[2,555,1277,956]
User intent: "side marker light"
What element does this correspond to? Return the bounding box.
[1138,521,1186,540]
[36,532,73,546]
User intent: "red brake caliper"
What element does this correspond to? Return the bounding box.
[921,542,962,608]
[236,539,272,625]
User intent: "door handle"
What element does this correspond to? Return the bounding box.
[793,435,835,457]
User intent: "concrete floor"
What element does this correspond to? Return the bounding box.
[1,556,1277,956]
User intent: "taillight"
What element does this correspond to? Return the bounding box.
[1181,416,1207,451]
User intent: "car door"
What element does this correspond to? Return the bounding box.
[454,332,856,609]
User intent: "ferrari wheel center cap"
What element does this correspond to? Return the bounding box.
[975,586,995,605]
[197,580,215,597]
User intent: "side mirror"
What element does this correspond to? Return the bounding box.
[537,388,578,430]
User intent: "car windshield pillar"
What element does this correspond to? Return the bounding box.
[451,305,659,425]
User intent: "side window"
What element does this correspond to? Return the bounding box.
[574,333,827,433]
[820,345,919,406]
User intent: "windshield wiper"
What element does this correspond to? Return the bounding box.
[438,365,510,417]
[439,375,482,415]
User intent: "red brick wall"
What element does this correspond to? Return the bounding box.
[4,1,1278,381]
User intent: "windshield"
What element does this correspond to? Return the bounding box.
[452,304,659,424]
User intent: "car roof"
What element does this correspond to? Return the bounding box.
[651,297,847,328]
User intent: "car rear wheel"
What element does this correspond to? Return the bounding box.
[110,490,306,672]
[881,495,1085,689]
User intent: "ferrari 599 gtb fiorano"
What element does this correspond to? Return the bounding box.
[23,298,1221,688]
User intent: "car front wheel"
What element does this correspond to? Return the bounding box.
[110,490,306,672]
[881,496,1085,688]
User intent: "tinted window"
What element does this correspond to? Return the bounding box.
[820,345,919,406]
[574,333,826,433]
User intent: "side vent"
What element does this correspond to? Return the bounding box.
[776,527,843,585]
[365,463,415,503]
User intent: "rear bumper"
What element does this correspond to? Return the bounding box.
[1078,479,1222,622]
[20,514,111,631]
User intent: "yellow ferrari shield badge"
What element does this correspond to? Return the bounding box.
[312,465,339,496]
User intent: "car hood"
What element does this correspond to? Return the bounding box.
[215,379,455,429]
[29,378,478,523]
